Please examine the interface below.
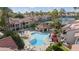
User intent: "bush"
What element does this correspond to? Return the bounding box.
[46,42,67,51]
[57,42,63,46]
[52,44,64,51]
[46,46,53,51]
[4,31,25,50]
[30,23,36,30]
[14,13,24,18]
[54,29,62,37]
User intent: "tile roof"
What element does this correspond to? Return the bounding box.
[9,17,33,24]
[71,44,79,51]
[9,15,51,24]
[63,20,79,30]
[70,23,79,30]
[0,36,17,50]
[74,32,79,37]
[0,47,13,51]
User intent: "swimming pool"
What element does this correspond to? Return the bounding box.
[30,32,49,46]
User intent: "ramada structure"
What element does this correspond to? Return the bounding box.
[36,23,50,32]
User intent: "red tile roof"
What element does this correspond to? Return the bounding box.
[71,44,79,51]
[9,15,51,24]
[0,36,17,50]
[0,47,13,51]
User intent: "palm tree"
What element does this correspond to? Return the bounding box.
[30,11,35,16]
[49,9,62,35]
[50,9,59,19]
[15,12,24,18]
[73,7,79,20]
[59,8,66,16]
[39,10,43,16]
[73,7,79,11]
[49,9,62,29]
[35,11,39,16]
[52,18,62,29]
[0,7,12,31]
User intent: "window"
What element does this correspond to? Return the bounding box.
[12,24,15,27]
[22,22,25,25]
[26,22,28,24]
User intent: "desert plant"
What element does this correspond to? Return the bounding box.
[3,31,25,50]
[46,42,69,51]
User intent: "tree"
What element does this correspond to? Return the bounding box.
[49,9,62,29]
[39,10,43,16]
[73,7,79,14]
[73,7,79,11]
[73,7,79,20]
[30,23,37,30]
[35,11,39,16]
[0,7,13,31]
[3,31,25,50]
[48,9,62,35]
[14,12,24,18]
[59,8,66,16]
[30,11,35,16]
[50,9,59,19]
[52,18,62,29]
[46,42,69,51]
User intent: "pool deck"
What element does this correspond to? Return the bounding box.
[19,30,51,51]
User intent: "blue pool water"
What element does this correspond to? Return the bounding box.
[30,32,49,46]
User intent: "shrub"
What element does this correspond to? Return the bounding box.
[46,42,68,51]
[14,13,24,18]
[46,46,53,51]
[4,31,25,50]
[57,42,63,46]
[52,44,64,51]
[30,23,36,30]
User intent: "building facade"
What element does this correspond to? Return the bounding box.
[8,15,51,31]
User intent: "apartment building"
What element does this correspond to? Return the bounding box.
[8,15,51,31]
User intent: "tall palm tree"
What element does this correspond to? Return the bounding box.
[49,9,62,34]
[39,10,43,16]
[73,7,79,11]
[52,18,62,29]
[0,7,12,31]
[50,9,61,28]
[73,7,79,20]
[51,9,59,19]
[30,11,35,16]
[59,8,65,16]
